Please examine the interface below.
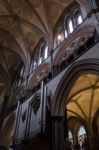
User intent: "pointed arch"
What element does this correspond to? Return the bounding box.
[52,59,99,116]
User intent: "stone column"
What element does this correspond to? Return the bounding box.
[51,116,64,150]
[87,126,96,150]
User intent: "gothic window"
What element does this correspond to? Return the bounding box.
[64,30,68,38]
[75,11,83,26]
[33,59,37,70]
[55,3,83,47]
[68,18,74,34]
[38,43,49,64]
[68,130,73,147]
[78,126,86,136]
[17,65,25,86]
[38,43,43,65]
[68,130,73,140]
[44,46,49,59]
[77,126,87,147]
[77,14,83,24]
[30,41,49,73]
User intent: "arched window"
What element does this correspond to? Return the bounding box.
[78,126,87,147]
[30,41,49,72]
[78,126,86,137]
[54,3,83,47]
[75,11,83,26]
[38,43,49,63]
[77,14,82,24]
[44,46,49,59]
[64,30,68,38]
[38,44,43,65]
[68,130,73,148]
[17,65,25,86]
[68,130,73,139]
[68,19,74,33]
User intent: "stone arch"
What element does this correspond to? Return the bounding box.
[68,116,87,131]
[27,62,51,89]
[52,59,99,150]
[53,59,99,116]
[53,25,96,66]
[0,113,15,148]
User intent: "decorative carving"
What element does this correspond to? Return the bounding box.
[53,25,95,65]
[27,63,51,89]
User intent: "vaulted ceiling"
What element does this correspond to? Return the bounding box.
[0,0,75,105]
[67,74,99,126]
[0,0,74,67]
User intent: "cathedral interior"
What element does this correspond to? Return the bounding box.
[0,0,99,150]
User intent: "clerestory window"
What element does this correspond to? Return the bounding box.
[30,40,49,74]
[55,3,83,47]
[68,19,74,33]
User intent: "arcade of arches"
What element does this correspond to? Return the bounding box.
[0,0,99,150]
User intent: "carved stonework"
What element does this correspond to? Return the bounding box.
[53,25,95,65]
[27,63,51,89]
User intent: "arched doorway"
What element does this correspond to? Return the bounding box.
[53,59,99,150]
